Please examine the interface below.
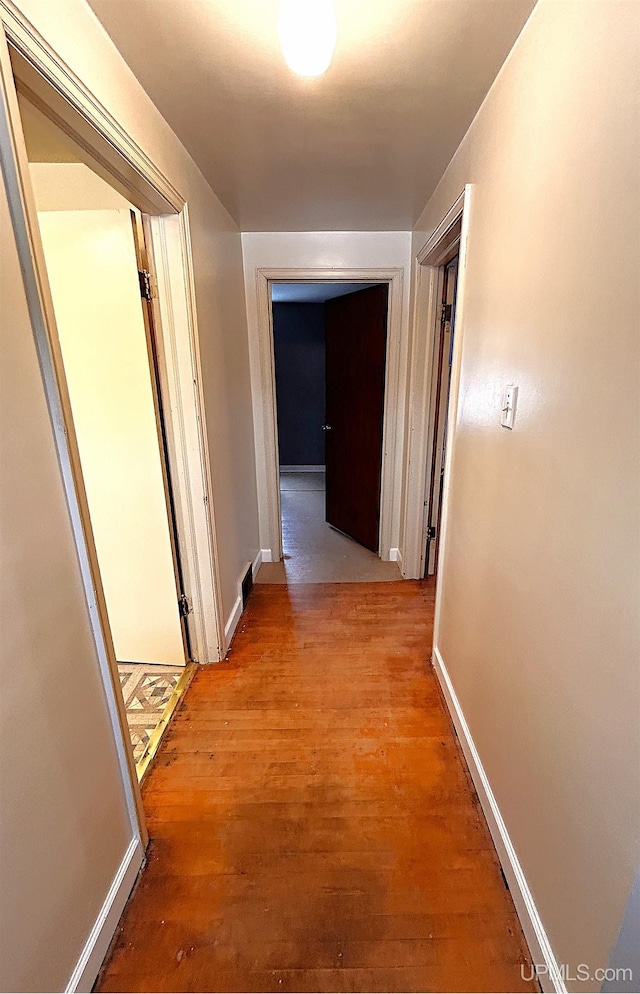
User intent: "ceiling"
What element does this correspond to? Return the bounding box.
[87,0,536,231]
[271,282,374,303]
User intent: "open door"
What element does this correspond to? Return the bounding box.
[129,211,193,662]
[425,255,458,575]
[37,207,189,666]
[325,284,388,552]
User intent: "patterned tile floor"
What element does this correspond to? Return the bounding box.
[117,664,184,764]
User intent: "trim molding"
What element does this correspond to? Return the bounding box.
[0,0,184,214]
[400,187,470,579]
[65,838,144,993]
[224,593,243,654]
[251,267,405,563]
[432,645,566,994]
[389,547,401,563]
[416,190,466,265]
[252,549,263,579]
[261,548,274,564]
[280,464,325,473]
[147,214,221,663]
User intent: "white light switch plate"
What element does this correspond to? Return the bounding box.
[501,385,518,429]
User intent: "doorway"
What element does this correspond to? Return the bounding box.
[424,254,459,575]
[257,282,401,584]
[12,89,196,778]
[251,266,406,565]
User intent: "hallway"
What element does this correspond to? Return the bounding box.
[96,582,535,993]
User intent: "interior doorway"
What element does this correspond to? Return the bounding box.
[13,90,195,777]
[257,282,401,584]
[424,254,459,575]
[398,190,469,583]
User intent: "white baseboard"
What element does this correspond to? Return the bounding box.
[261,548,274,564]
[279,465,325,473]
[431,646,566,994]
[389,547,401,563]
[226,557,261,652]
[66,837,144,993]
[224,592,243,653]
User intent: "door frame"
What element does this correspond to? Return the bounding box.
[400,187,472,580]
[424,253,459,576]
[0,4,225,851]
[252,266,405,562]
[130,210,193,664]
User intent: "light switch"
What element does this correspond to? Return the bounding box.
[501,385,518,429]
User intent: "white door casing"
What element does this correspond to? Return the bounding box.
[399,188,470,580]
[250,266,405,564]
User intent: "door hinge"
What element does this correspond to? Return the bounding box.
[138,268,153,301]
[178,593,191,618]
[427,525,436,540]
[441,303,452,323]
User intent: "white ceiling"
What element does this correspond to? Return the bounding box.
[87,0,536,231]
[271,282,374,303]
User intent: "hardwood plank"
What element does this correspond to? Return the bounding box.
[95,580,536,993]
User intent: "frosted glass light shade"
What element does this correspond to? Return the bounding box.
[279,0,337,78]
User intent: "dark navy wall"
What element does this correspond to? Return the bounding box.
[272,302,326,467]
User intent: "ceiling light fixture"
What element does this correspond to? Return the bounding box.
[278,0,337,78]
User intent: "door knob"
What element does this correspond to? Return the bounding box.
[322,424,332,431]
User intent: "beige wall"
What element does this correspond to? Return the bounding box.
[30,159,130,210]
[0,149,133,993]
[1,0,259,988]
[412,0,640,987]
[9,0,259,628]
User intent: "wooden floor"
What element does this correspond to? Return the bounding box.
[96,581,536,993]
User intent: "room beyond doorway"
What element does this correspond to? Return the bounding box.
[252,268,406,565]
[14,90,196,779]
[257,468,401,583]
[257,282,401,583]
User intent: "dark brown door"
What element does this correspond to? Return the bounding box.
[324,284,388,552]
